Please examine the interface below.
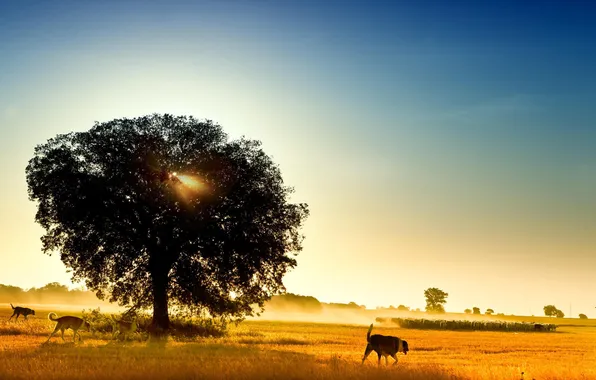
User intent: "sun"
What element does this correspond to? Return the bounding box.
[170,172,205,192]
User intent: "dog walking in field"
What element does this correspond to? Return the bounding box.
[8,304,36,321]
[362,324,409,365]
[111,314,137,341]
[45,312,91,343]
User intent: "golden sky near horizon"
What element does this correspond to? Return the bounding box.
[1,1,596,318]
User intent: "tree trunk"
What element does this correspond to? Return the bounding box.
[150,266,170,337]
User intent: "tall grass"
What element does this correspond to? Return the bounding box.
[1,306,595,379]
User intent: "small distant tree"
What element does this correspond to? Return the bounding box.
[472,307,481,315]
[464,308,472,314]
[579,313,588,319]
[543,305,558,317]
[555,309,565,318]
[424,287,448,314]
[485,308,494,315]
[397,305,410,311]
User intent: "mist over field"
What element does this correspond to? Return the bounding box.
[3,284,576,326]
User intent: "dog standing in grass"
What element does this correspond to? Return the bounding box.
[8,304,35,321]
[45,312,91,343]
[362,324,409,365]
[111,314,137,341]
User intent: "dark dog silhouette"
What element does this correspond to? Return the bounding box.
[9,304,36,321]
[362,324,409,365]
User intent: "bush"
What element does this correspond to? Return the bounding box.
[80,307,228,341]
[81,307,114,334]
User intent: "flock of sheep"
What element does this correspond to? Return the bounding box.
[376,317,557,332]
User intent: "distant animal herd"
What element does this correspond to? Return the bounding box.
[375,317,558,332]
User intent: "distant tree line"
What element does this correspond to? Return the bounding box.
[0,282,104,305]
[264,293,366,313]
[265,293,323,312]
[464,307,495,315]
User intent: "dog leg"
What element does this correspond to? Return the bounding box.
[391,354,398,365]
[61,328,66,342]
[8,313,16,321]
[377,352,382,366]
[46,326,60,343]
[361,345,373,364]
[45,332,55,343]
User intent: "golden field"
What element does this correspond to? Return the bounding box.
[1,305,595,380]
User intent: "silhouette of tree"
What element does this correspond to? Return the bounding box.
[397,305,410,311]
[555,309,565,318]
[26,114,309,335]
[472,307,480,314]
[424,287,448,313]
[578,313,588,319]
[485,308,494,315]
[543,305,560,317]
[464,308,472,314]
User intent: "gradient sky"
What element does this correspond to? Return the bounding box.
[1,0,595,317]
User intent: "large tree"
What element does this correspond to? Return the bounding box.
[26,114,309,334]
[424,287,448,314]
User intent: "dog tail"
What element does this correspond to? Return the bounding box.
[48,312,59,321]
[366,323,373,342]
[10,303,15,309]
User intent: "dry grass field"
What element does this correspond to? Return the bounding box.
[1,305,595,380]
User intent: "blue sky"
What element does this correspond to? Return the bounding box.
[1,0,595,316]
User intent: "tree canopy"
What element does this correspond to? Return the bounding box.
[26,114,309,334]
[424,287,448,313]
[543,305,564,318]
